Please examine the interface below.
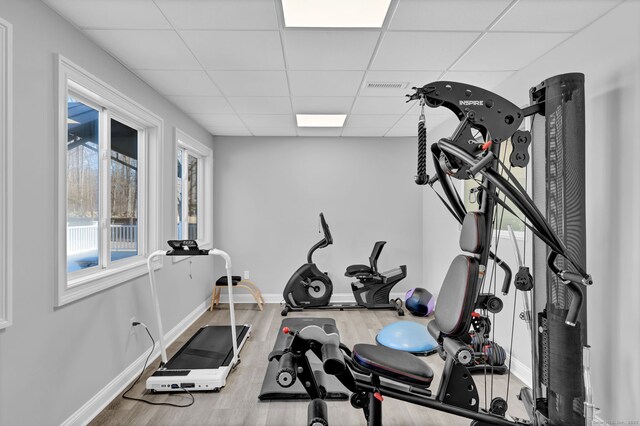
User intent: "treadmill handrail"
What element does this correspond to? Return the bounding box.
[146,247,240,368]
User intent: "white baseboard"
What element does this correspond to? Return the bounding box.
[505,352,532,389]
[61,300,209,426]
[216,291,407,304]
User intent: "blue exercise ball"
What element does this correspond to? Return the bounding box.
[376,321,437,354]
[405,287,435,317]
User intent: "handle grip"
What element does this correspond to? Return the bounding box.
[560,270,593,286]
[307,399,329,426]
[498,258,512,295]
[565,282,584,327]
[321,343,345,375]
[276,352,296,388]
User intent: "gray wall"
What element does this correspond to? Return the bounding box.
[0,1,216,425]
[211,136,423,300]
[425,1,640,421]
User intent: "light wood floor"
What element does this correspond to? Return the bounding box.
[91,303,529,426]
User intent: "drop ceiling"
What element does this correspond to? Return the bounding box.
[42,0,623,137]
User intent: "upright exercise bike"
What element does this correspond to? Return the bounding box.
[281,213,405,316]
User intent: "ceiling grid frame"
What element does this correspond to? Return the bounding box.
[41,0,626,138]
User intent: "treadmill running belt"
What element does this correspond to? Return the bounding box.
[259,318,348,401]
[163,325,249,370]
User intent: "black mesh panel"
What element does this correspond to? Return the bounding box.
[531,73,587,425]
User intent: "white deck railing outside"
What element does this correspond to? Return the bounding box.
[67,223,137,255]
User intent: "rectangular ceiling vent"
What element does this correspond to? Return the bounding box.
[366,81,408,89]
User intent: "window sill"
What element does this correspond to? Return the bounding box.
[56,257,161,307]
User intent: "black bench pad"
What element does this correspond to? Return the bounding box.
[345,264,373,277]
[216,275,242,286]
[353,344,433,388]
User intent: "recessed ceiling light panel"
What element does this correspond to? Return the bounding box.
[282,0,392,28]
[296,114,347,127]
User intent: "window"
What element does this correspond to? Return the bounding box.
[462,134,529,238]
[175,129,213,249]
[0,16,12,329]
[55,55,162,306]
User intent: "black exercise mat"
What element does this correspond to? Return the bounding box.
[258,317,349,400]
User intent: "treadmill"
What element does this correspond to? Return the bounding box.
[145,240,251,392]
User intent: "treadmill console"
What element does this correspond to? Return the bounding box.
[166,240,209,256]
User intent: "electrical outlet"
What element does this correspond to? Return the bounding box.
[130,316,137,336]
[243,270,250,280]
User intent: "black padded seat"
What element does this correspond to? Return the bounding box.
[216,275,242,286]
[459,212,485,254]
[434,255,480,336]
[352,344,433,388]
[345,264,373,277]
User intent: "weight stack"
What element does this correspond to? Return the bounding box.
[531,73,587,425]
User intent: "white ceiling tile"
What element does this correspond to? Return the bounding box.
[393,108,452,128]
[85,30,200,70]
[135,70,221,96]
[342,128,388,137]
[351,96,413,115]
[390,0,512,31]
[289,71,365,96]
[347,115,402,127]
[385,126,417,137]
[167,96,233,114]
[372,32,480,70]
[427,115,457,128]
[241,114,296,128]
[452,32,571,71]
[228,97,293,115]
[297,128,343,137]
[283,30,379,70]
[250,127,297,137]
[181,30,285,70]
[190,113,245,128]
[441,71,515,90]
[386,113,453,136]
[43,0,171,29]
[493,0,623,32]
[292,97,354,114]
[207,71,290,96]
[155,0,278,30]
[361,71,442,97]
[206,127,253,136]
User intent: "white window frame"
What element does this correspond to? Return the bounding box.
[175,128,213,254]
[0,16,13,329]
[55,55,163,307]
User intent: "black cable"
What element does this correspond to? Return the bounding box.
[122,323,195,408]
[489,143,513,401]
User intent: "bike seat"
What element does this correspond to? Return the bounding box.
[352,344,433,388]
[345,264,374,277]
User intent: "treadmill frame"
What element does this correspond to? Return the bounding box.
[145,243,250,392]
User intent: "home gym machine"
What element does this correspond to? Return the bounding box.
[146,240,251,392]
[269,73,594,426]
[281,212,405,316]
